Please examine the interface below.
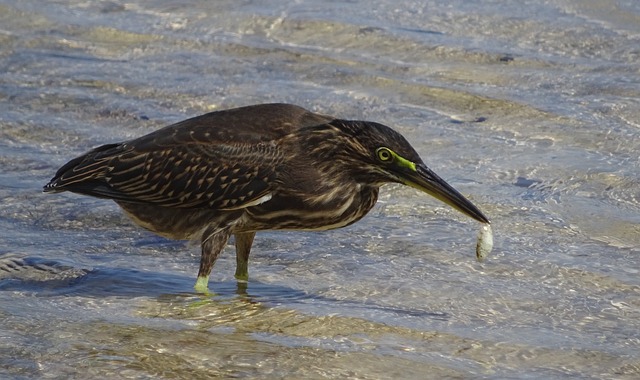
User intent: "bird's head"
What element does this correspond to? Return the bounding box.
[330,120,490,224]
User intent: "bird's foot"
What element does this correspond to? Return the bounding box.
[234,262,249,282]
[194,276,210,294]
[234,272,249,282]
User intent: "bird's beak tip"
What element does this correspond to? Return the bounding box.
[408,164,490,225]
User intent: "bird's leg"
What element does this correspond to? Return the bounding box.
[234,231,256,282]
[194,226,232,293]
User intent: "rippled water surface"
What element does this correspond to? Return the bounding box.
[1,0,639,378]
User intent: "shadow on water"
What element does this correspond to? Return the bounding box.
[0,258,460,379]
[0,253,448,321]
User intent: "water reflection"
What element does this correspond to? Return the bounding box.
[0,252,449,322]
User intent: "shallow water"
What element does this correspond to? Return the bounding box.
[1,0,639,378]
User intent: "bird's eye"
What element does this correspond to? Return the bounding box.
[376,147,393,162]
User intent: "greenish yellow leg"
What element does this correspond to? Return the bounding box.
[195,226,232,293]
[234,231,255,281]
[194,276,210,293]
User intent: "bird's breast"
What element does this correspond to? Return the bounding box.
[240,184,379,232]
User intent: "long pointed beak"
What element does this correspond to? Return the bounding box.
[402,164,490,224]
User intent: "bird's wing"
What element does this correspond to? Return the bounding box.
[44,103,336,210]
[46,141,281,210]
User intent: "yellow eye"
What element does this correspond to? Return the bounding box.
[376,147,393,162]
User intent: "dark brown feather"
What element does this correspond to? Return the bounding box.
[44,103,334,210]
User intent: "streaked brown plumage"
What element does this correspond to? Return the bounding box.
[44,103,489,292]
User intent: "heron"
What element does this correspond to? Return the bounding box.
[44,103,490,292]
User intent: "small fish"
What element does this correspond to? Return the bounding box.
[476,223,493,261]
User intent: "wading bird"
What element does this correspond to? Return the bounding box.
[44,103,490,292]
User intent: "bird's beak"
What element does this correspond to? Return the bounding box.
[400,164,490,224]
